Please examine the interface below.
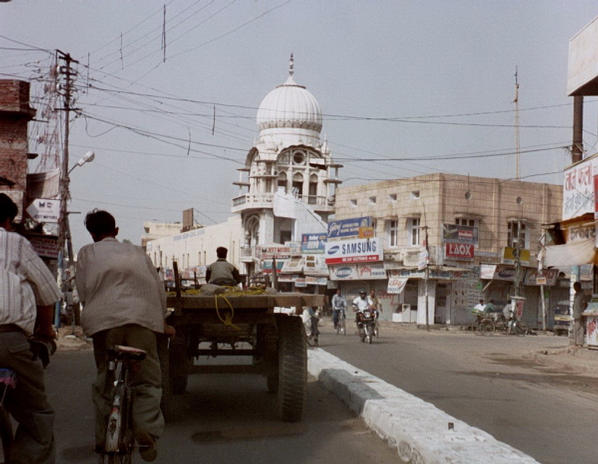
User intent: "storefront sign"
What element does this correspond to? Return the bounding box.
[325,237,382,264]
[442,224,478,244]
[358,226,374,238]
[305,276,328,286]
[261,260,285,273]
[329,262,386,280]
[281,257,303,273]
[26,198,60,223]
[387,276,408,294]
[301,233,327,254]
[563,158,594,220]
[524,268,559,286]
[258,246,292,260]
[567,224,596,243]
[327,216,372,239]
[480,264,497,279]
[444,242,474,260]
[502,247,530,266]
[295,277,306,287]
[28,234,59,259]
[303,255,328,276]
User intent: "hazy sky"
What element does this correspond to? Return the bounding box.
[1,1,597,251]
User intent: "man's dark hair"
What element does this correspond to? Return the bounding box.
[85,209,116,237]
[216,247,228,259]
[0,193,18,224]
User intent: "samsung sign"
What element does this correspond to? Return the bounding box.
[325,237,383,264]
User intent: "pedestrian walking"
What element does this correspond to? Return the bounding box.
[571,282,587,347]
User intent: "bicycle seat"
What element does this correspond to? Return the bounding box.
[0,368,16,389]
[109,345,147,361]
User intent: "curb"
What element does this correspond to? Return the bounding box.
[307,348,539,464]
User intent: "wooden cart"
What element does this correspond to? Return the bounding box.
[162,292,325,422]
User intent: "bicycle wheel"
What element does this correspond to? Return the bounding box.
[514,321,528,335]
[479,319,495,334]
[340,316,346,336]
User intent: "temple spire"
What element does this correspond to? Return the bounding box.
[289,53,294,77]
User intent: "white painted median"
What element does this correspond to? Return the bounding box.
[307,348,539,464]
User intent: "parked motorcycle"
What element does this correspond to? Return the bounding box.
[356,309,377,344]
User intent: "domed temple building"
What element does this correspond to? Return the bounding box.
[231,55,342,276]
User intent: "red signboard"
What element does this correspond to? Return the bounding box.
[444,242,474,260]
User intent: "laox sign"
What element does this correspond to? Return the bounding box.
[445,242,474,260]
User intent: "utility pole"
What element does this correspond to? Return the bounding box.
[572,96,584,163]
[513,67,520,180]
[423,225,430,332]
[56,49,78,326]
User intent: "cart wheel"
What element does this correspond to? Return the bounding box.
[479,319,495,334]
[276,315,306,422]
[169,333,189,395]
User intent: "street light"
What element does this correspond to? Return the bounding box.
[69,151,95,174]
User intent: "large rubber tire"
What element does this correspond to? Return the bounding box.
[276,315,307,422]
[169,333,189,395]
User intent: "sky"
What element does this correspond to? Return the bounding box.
[1,1,598,252]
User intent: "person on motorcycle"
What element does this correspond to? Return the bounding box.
[368,289,381,336]
[331,289,346,330]
[352,290,370,329]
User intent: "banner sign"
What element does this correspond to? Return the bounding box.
[325,237,382,264]
[329,262,387,280]
[523,268,559,286]
[303,255,328,276]
[258,246,292,260]
[387,276,408,294]
[563,158,594,220]
[28,234,59,259]
[26,198,60,223]
[502,247,530,266]
[301,233,327,254]
[281,257,303,273]
[328,216,372,239]
[480,264,497,279]
[442,224,478,244]
[305,276,328,286]
[444,242,474,260]
[261,260,285,273]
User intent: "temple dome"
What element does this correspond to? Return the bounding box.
[256,58,322,134]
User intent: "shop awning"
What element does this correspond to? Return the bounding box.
[544,239,597,267]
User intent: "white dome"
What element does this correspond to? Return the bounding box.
[256,74,322,133]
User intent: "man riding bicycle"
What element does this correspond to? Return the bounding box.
[331,289,347,331]
[76,210,174,462]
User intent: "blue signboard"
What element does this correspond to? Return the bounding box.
[301,233,327,254]
[327,216,372,239]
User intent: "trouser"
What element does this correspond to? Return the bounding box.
[0,330,55,464]
[92,324,164,449]
[571,319,584,346]
[332,309,340,327]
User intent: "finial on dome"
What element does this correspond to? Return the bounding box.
[289,53,294,77]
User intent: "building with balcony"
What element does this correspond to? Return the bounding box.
[232,55,342,277]
[332,173,564,327]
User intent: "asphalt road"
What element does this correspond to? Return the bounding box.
[317,322,598,464]
[46,350,398,464]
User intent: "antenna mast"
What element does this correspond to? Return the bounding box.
[514,66,520,180]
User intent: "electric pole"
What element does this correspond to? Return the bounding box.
[56,49,78,325]
[513,67,520,180]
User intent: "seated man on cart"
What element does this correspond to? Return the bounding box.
[206,247,242,287]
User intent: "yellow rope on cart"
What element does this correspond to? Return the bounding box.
[214,294,241,330]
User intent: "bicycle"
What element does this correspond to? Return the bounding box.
[101,345,147,464]
[0,368,16,464]
[335,309,346,335]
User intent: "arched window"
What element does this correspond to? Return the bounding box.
[277,171,287,193]
[308,173,318,204]
[292,172,303,197]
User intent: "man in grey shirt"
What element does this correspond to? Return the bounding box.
[206,247,242,286]
[76,210,172,462]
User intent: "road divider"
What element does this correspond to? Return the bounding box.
[307,348,539,464]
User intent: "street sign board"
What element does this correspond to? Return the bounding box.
[26,198,60,223]
[300,233,326,254]
[325,237,382,264]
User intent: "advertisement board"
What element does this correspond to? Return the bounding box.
[325,237,382,264]
[329,262,387,280]
[301,233,327,254]
[258,246,292,260]
[387,276,408,294]
[502,247,530,266]
[303,255,328,276]
[28,234,59,259]
[442,224,478,244]
[327,216,372,239]
[444,242,474,260]
[563,159,594,220]
[26,198,60,223]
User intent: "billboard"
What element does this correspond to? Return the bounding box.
[327,216,372,239]
[563,158,595,220]
[301,233,327,254]
[567,16,598,95]
[442,224,478,244]
[328,262,387,280]
[325,237,382,264]
[444,242,474,260]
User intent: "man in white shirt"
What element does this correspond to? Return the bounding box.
[0,193,61,464]
[473,299,486,314]
[76,210,172,462]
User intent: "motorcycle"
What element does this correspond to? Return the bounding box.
[356,308,377,344]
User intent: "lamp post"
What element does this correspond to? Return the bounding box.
[55,151,95,328]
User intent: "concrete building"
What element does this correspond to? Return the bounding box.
[332,173,563,327]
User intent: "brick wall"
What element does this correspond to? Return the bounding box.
[0,80,35,216]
